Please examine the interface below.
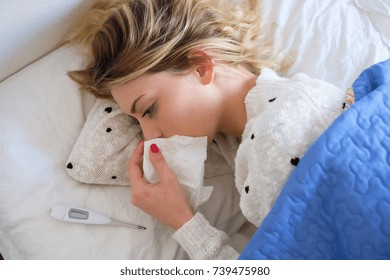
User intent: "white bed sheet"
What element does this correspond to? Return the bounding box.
[1,0,389,259]
[262,0,389,88]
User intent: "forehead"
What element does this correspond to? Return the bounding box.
[111,75,153,105]
[113,74,155,93]
[111,72,175,111]
[112,71,177,94]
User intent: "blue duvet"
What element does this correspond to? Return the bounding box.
[239,59,390,259]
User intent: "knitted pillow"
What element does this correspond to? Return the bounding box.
[66,98,142,186]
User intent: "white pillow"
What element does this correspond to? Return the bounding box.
[66,99,141,186]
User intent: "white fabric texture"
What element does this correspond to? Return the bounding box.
[235,69,345,226]
[0,0,88,82]
[173,213,238,260]
[66,98,141,186]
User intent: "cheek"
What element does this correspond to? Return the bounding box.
[164,100,217,135]
[163,101,190,125]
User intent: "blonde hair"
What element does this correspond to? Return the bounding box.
[67,0,276,98]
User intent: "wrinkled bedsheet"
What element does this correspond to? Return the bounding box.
[240,59,390,259]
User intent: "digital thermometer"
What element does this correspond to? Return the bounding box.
[50,204,146,230]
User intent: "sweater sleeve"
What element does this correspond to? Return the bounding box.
[172,213,239,260]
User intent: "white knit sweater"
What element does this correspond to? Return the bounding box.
[173,69,346,259]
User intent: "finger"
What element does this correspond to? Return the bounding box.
[128,140,145,184]
[148,143,176,182]
[138,154,144,177]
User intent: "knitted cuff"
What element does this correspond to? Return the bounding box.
[173,212,238,260]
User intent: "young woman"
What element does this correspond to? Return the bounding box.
[68,0,348,259]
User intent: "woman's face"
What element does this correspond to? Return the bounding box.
[111,68,223,141]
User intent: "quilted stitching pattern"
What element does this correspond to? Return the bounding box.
[240,59,390,259]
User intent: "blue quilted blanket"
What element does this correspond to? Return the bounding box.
[239,59,390,259]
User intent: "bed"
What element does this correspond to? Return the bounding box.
[1,0,389,259]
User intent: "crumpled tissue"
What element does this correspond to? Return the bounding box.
[143,135,213,208]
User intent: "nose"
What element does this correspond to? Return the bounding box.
[139,120,163,140]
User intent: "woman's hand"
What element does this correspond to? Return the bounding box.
[128,140,194,230]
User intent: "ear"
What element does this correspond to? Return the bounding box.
[188,50,215,85]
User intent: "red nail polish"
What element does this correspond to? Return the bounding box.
[150,143,159,153]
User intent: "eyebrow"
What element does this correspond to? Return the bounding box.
[131,95,145,114]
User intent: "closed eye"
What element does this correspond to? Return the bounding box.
[142,104,155,118]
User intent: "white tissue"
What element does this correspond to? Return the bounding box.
[143,135,213,208]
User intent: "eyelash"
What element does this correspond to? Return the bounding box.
[142,104,155,118]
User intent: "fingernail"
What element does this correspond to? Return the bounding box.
[150,143,159,153]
